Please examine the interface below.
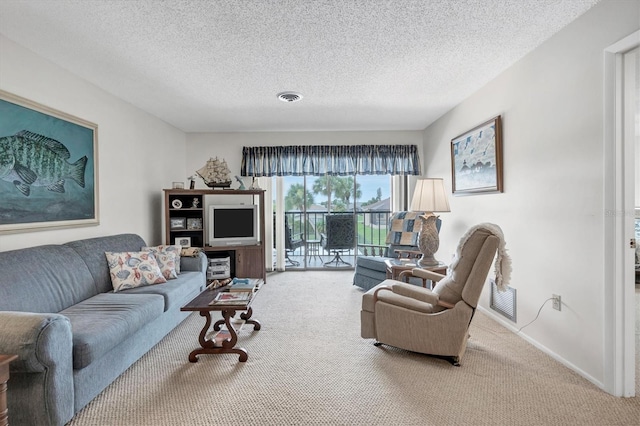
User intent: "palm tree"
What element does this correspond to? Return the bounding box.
[334,176,361,206]
[312,176,361,211]
[285,183,314,211]
[312,176,336,211]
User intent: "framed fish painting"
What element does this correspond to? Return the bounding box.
[450,115,503,195]
[0,90,99,232]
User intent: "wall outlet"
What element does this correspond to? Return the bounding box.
[552,294,561,311]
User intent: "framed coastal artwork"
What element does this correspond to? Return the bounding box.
[450,115,503,195]
[0,90,99,233]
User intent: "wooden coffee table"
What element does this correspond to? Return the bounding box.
[181,280,262,362]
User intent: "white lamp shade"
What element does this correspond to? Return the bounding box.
[410,178,450,213]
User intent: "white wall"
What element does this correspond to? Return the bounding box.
[0,35,187,251]
[422,0,639,387]
[186,131,424,188]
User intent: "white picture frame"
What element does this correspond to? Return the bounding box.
[174,236,191,247]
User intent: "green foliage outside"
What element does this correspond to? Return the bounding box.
[284,183,314,211]
[281,176,388,248]
[356,214,387,246]
[284,176,363,212]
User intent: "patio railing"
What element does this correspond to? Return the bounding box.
[280,210,392,257]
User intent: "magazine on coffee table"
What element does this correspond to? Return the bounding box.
[209,291,251,305]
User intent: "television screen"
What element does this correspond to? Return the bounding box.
[214,208,254,238]
[208,205,257,246]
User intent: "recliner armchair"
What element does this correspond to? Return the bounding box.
[360,223,510,366]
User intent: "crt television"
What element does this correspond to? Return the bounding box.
[208,204,258,246]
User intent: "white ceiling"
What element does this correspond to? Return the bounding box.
[0,0,600,133]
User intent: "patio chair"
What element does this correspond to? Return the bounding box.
[285,216,304,266]
[320,214,355,267]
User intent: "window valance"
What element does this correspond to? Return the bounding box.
[241,145,421,177]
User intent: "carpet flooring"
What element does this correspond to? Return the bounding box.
[68,271,640,425]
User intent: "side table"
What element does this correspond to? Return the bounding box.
[0,355,17,426]
[384,259,447,288]
[306,239,322,263]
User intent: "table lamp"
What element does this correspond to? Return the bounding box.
[410,178,450,267]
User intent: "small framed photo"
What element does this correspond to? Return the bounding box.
[172,181,185,189]
[175,237,191,247]
[170,217,186,230]
[450,115,503,195]
[187,218,203,230]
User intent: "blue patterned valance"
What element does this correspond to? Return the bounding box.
[241,145,421,177]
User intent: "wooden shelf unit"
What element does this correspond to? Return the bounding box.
[163,189,266,282]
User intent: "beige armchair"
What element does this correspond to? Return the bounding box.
[360,223,510,366]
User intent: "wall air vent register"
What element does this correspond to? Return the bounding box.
[490,280,516,322]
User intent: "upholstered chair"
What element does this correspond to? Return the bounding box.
[353,211,439,291]
[360,223,510,365]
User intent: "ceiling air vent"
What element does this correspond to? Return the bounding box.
[277,92,303,103]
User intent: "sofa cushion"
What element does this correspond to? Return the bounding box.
[60,293,164,369]
[65,234,148,294]
[105,251,167,292]
[120,271,204,311]
[0,245,97,313]
[143,245,183,274]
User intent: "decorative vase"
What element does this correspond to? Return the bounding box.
[417,214,440,267]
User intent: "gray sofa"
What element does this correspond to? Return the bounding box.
[0,233,207,426]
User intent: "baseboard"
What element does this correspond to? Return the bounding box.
[477,306,605,391]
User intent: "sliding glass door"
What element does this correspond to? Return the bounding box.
[276,174,392,269]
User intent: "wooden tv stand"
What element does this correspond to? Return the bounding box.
[163,188,267,283]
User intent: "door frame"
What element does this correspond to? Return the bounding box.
[603,30,639,397]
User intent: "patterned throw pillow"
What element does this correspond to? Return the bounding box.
[385,211,423,246]
[142,245,182,274]
[154,251,178,280]
[105,251,167,292]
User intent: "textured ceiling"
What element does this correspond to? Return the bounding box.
[0,0,600,133]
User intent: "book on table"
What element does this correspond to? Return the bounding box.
[209,291,251,305]
[227,277,260,292]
